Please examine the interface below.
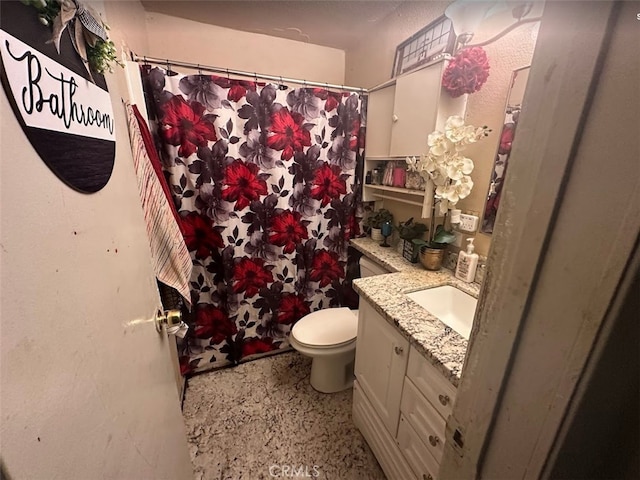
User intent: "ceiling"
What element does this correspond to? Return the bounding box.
[141,1,408,50]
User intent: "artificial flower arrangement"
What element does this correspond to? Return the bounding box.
[406,115,490,269]
[442,46,491,98]
[22,0,122,76]
[407,115,490,216]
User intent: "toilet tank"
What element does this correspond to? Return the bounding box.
[359,256,390,277]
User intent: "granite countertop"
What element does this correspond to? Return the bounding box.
[350,237,480,387]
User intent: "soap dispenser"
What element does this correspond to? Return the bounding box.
[456,238,479,283]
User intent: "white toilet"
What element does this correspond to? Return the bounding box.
[290,256,390,393]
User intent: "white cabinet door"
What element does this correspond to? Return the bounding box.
[353,381,418,480]
[389,63,443,157]
[365,83,396,157]
[355,299,409,436]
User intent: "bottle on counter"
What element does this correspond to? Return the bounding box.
[455,238,479,283]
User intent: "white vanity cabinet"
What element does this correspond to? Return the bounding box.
[353,298,458,480]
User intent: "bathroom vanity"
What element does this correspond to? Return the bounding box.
[350,238,479,480]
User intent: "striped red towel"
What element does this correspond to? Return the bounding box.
[125,102,192,308]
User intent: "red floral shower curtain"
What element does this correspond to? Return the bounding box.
[141,66,366,375]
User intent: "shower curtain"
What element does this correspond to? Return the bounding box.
[141,66,367,375]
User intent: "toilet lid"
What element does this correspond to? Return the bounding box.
[292,307,358,347]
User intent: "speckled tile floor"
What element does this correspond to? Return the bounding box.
[183,351,386,480]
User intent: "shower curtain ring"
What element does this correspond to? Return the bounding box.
[143,56,148,65]
[226,68,230,81]
[254,72,258,83]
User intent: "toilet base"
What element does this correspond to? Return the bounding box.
[308,350,356,393]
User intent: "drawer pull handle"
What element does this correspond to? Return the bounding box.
[428,435,440,446]
[394,346,404,355]
[423,474,434,480]
[438,394,450,406]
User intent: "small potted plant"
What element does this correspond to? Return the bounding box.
[365,209,393,242]
[413,224,456,270]
[396,218,428,262]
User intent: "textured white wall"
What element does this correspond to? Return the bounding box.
[104,0,150,55]
[144,12,346,84]
[456,21,539,255]
[345,2,449,89]
[0,2,192,478]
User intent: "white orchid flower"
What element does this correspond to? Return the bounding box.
[445,155,474,180]
[445,115,465,130]
[427,131,448,156]
[415,116,489,214]
[428,168,448,186]
[438,198,451,215]
[417,153,437,174]
[454,175,474,200]
[405,156,419,172]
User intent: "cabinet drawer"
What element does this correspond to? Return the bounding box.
[400,378,446,463]
[406,347,457,420]
[397,414,440,480]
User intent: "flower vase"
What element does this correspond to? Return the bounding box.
[419,246,446,271]
[371,228,383,242]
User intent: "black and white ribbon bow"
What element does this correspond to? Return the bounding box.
[49,0,107,78]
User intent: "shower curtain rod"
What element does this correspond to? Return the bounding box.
[131,54,368,93]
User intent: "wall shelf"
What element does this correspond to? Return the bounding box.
[364,184,426,197]
[372,194,424,207]
[364,156,407,161]
[363,183,433,216]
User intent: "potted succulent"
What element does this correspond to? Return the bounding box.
[396,218,428,262]
[413,224,456,270]
[365,209,393,242]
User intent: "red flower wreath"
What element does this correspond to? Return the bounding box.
[442,47,491,98]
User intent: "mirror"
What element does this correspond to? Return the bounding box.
[481,66,530,234]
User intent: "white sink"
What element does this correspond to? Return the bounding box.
[407,285,477,340]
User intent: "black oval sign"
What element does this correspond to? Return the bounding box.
[0,1,115,193]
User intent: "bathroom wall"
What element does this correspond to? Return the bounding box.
[144,12,346,84]
[0,1,192,477]
[346,2,540,256]
[104,0,149,55]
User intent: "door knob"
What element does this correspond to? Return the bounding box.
[155,309,184,333]
[392,114,399,123]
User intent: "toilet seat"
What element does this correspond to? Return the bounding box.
[291,307,357,349]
